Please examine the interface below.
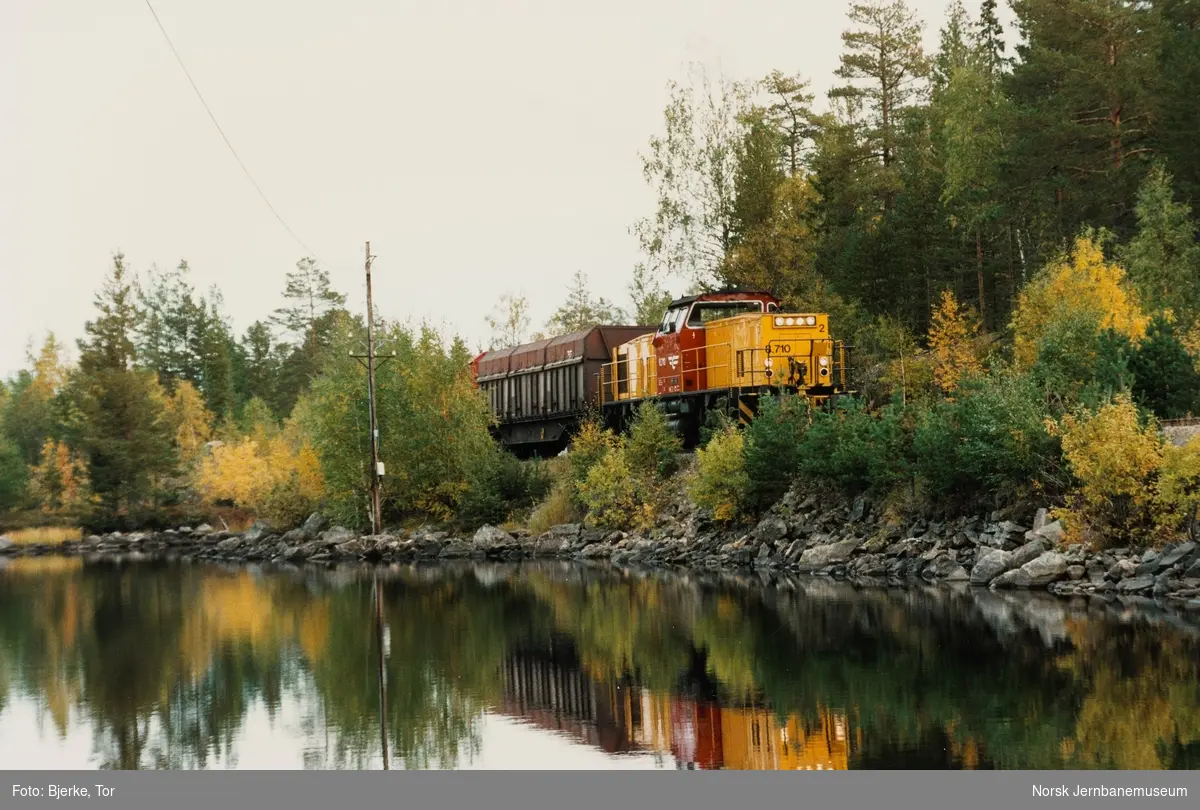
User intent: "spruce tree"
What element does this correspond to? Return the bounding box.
[1130,315,1200,419]
[75,254,176,527]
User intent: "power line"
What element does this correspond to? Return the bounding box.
[142,0,324,263]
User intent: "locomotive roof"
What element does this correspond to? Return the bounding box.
[666,289,776,308]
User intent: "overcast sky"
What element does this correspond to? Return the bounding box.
[0,0,1015,377]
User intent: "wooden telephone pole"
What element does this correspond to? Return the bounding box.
[351,241,394,534]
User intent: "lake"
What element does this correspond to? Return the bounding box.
[0,556,1197,770]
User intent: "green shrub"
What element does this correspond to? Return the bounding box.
[743,394,808,511]
[568,419,621,498]
[797,399,909,494]
[626,401,682,479]
[260,469,322,530]
[457,448,551,527]
[913,372,1061,499]
[1130,314,1200,419]
[577,446,641,530]
[0,439,28,513]
[689,425,749,522]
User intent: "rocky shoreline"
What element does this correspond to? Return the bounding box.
[3,491,1199,611]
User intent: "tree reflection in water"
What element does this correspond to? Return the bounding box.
[0,557,1196,769]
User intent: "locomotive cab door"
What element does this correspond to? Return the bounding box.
[653,305,691,395]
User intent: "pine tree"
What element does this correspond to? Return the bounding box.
[546,271,626,334]
[731,109,785,248]
[830,0,931,173]
[272,257,347,357]
[1119,165,1200,326]
[761,71,817,176]
[74,254,176,527]
[932,0,973,94]
[238,321,278,406]
[975,0,1011,78]
[1130,314,1200,418]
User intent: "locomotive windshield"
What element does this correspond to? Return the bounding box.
[686,300,763,326]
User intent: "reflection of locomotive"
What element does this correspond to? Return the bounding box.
[472,290,851,455]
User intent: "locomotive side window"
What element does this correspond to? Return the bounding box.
[686,300,763,326]
[659,307,685,334]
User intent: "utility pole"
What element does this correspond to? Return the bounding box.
[364,241,382,534]
[351,241,395,534]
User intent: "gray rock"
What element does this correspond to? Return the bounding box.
[992,568,1033,589]
[0,536,12,551]
[1117,573,1154,593]
[1067,565,1086,581]
[321,526,357,547]
[943,565,970,582]
[438,539,474,558]
[194,523,214,534]
[971,549,1013,585]
[243,521,270,542]
[1141,548,1160,564]
[753,517,789,545]
[1186,559,1200,578]
[1019,552,1069,587]
[796,537,863,570]
[474,525,515,549]
[280,528,308,545]
[850,496,870,523]
[215,537,242,552]
[1108,559,1138,580]
[301,512,328,537]
[335,538,371,558]
[1032,508,1049,532]
[1011,538,1050,568]
[1155,541,1196,570]
[1033,520,1064,545]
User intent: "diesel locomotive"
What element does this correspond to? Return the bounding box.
[471,290,851,456]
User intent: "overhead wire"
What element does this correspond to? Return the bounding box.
[141,0,328,266]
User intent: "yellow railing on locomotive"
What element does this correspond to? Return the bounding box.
[704,312,837,390]
[600,342,735,404]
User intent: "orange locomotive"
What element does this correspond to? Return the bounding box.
[472,290,851,455]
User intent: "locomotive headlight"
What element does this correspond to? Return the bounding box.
[806,316,817,326]
[819,356,829,366]
[784,317,795,326]
[774,316,784,327]
[764,357,773,368]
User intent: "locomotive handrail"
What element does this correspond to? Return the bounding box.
[600,342,734,404]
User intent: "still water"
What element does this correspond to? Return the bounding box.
[0,556,1197,770]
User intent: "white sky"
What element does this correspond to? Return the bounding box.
[0,1,1014,377]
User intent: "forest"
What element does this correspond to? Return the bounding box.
[3,0,1200,545]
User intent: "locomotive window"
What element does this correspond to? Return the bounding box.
[659,308,685,334]
[686,301,763,326]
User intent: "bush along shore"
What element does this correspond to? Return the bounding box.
[5,487,1199,613]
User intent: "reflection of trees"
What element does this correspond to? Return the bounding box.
[1059,620,1200,769]
[1,558,1199,770]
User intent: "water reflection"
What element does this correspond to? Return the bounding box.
[0,558,1197,770]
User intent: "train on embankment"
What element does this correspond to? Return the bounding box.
[471,290,852,456]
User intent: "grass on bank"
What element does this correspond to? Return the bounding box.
[3,526,82,545]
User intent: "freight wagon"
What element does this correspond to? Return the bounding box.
[472,290,851,456]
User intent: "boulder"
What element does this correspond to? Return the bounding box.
[301,512,329,538]
[850,496,870,523]
[320,526,357,547]
[991,568,1032,589]
[280,528,308,545]
[970,549,1012,585]
[1032,508,1049,532]
[242,522,270,543]
[753,517,789,545]
[796,537,862,570]
[335,538,371,558]
[1067,565,1086,581]
[474,525,515,550]
[194,523,214,535]
[1020,552,1069,586]
[214,537,242,553]
[943,565,970,582]
[1032,520,1064,545]
[1117,573,1155,593]
[0,536,12,551]
[1186,559,1200,578]
[1107,559,1138,580]
[1155,541,1196,571]
[1011,538,1050,568]
[438,539,474,558]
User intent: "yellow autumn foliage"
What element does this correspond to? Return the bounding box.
[1052,396,1163,545]
[928,290,983,394]
[1154,435,1200,540]
[196,433,324,526]
[165,380,214,466]
[689,426,749,522]
[29,438,89,515]
[1011,235,1149,368]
